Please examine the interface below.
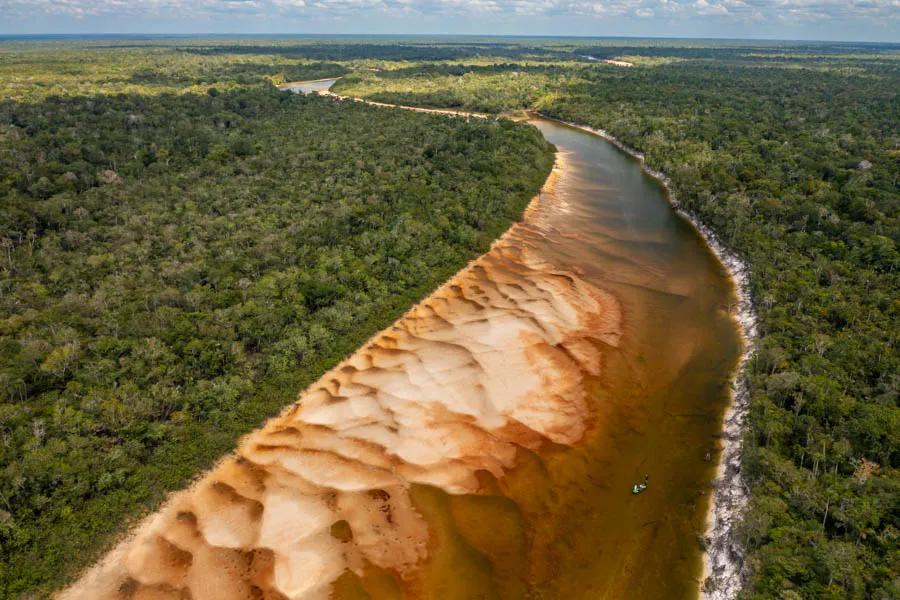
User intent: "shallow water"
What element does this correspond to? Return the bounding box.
[396,119,744,599]
[343,119,744,599]
[60,91,742,600]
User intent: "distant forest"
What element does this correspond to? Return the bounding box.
[1,37,898,599]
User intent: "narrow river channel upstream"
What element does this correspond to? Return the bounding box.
[62,81,743,600]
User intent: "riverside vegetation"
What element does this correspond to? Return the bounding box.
[0,38,898,599]
[0,45,554,596]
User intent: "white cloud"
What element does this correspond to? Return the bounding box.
[1,0,897,25]
[695,0,728,15]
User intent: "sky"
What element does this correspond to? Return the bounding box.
[1,1,898,42]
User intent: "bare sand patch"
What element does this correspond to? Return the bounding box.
[59,158,622,600]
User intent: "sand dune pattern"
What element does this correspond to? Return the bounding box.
[60,164,622,600]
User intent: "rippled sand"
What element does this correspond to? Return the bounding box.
[60,158,624,600]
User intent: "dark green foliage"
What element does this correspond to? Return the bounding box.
[0,82,553,596]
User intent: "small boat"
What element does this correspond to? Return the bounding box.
[632,475,649,495]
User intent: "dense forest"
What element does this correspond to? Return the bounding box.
[544,57,898,600]
[0,49,554,596]
[0,38,897,599]
[334,42,900,599]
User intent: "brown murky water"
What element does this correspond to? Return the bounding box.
[366,119,744,599]
[60,92,742,600]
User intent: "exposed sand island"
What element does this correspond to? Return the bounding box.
[603,59,634,67]
[580,55,635,67]
[59,160,623,600]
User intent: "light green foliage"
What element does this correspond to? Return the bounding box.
[0,45,348,102]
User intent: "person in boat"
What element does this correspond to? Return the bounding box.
[632,474,649,495]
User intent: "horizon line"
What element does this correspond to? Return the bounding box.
[2,32,899,45]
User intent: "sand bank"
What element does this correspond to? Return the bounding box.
[59,155,623,600]
[322,90,491,120]
[580,55,635,67]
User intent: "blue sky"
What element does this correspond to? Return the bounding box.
[2,1,898,42]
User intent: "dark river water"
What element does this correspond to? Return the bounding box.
[488,118,743,598]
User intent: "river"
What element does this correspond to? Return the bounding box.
[376,117,744,599]
[62,81,743,600]
[283,78,341,94]
[489,118,743,598]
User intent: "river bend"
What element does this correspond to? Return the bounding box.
[61,81,742,600]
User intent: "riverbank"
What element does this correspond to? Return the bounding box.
[279,78,491,119]
[534,112,757,599]
[280,77,341,86]
[283,80,755,597]
[581,55,635,67]
[323,90,491,120]
[63,150,628,599]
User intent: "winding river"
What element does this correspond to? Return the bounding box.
[62,81,743,600]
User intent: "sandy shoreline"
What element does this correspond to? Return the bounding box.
[534,112,757,599]
[60,141,622,599]
[580,55,635,67]
[322,90,491,120]
[280,77,342,86]
[280,78,492,120]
